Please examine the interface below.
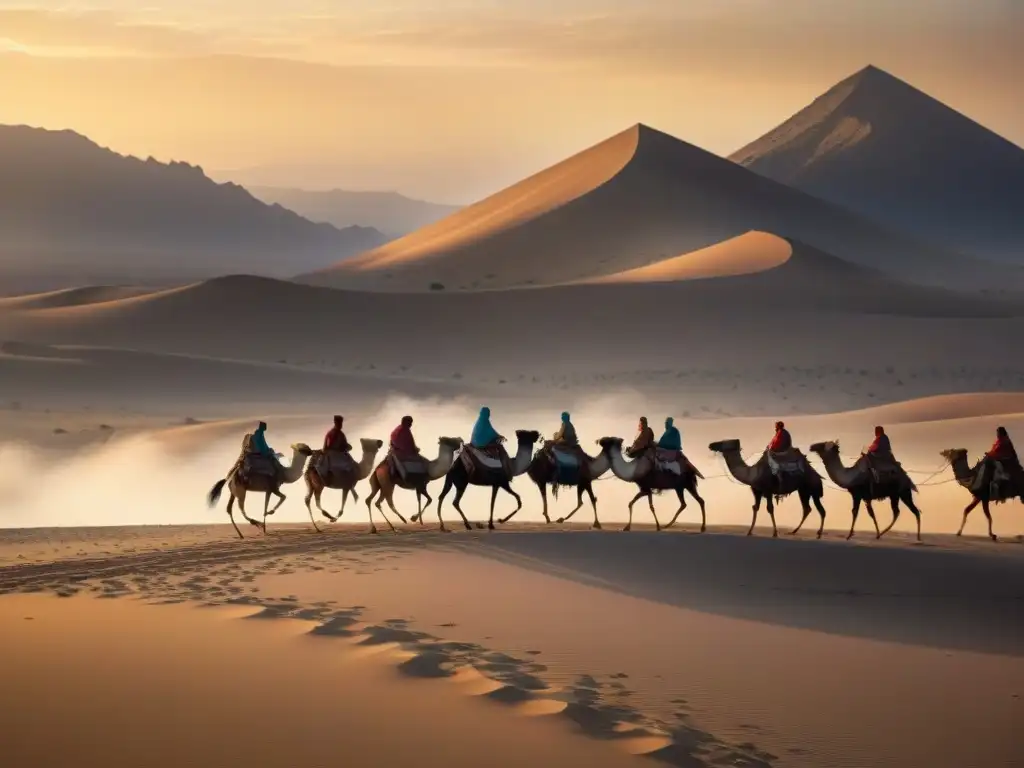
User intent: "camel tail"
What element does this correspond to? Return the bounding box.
[551,482,560,500]
[208,479,227,508]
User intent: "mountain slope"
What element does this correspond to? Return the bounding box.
[246,187,459,238]
[731,65,1024,265]
[296,124,1018,293]
[0,125,388,292]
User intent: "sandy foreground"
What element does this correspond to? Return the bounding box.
[1,524,1021,768]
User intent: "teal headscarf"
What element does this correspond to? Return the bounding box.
[471,406,500,447]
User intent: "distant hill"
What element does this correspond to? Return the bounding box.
[731,65,1024,265]
[0,125,388,292]
[295,124,1020,293]
[246,187,459,238]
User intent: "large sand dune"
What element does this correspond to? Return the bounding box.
[297,124,1020,293]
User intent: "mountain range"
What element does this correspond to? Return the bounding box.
[246,187,459,238]
[732,65,1024,265]
[0,126,388,293]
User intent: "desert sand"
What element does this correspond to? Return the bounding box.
[296,124,1023,293]
[1,525,1021,768]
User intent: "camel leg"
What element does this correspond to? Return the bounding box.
[789,489,811,536]
[449,479,473,531]
[366,472,383,534]
[559,486,586,524]
[647,492,662,532]
[267,488,287,515]
[878,497,900,539]
[865,499,881,538]
[225,495,244,539]
[980,498,995,542]
[337,488,349,520]
[956,497,979,536]
[500,480,523,530]
[847,495,861,540]
[378,489,400,531]
[308,478,334,523]
[902,490,927,542]
[584,483,600,529]
[305,490,323,533]
[235,489,263,531]
[765,494,778,538]
[748,490,761,536]
[666,486,686,529]
[624,490,646,532]
[812,495,826,539]
[488,485,500,530]
[261,492,273,534]
[416,488,431,521]
[500,481,532,524]
[431,474,455,526]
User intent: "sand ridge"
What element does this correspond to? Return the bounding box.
[579,231,793,284]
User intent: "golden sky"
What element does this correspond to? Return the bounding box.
[2,1,1021,202]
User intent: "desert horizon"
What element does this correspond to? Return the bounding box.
[2,4,1023,767]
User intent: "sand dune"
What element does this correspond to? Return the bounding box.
[0,285,156,309]
[2,273,1023,416]
[297,124,1017,293]
[581,231,792,283]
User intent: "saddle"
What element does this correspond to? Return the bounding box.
[971,459,1019,498]
[315,450,355,480]
[766,448,806,476]
[242,452,278,479]
[388,453,428,479]
[461,444,507,473]
[862,453,904,484]
[654,448,683,475]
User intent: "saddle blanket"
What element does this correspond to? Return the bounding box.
[464,445,505,469]
[551,448,580,467]
[316,452,355,477]
[767,450,804,475]
[243,453,278,477]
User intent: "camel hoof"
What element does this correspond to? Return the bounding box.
[556,518,565,524]
[593,522,602,530]
[488,523,495,531]
[370,527,378,535]
[955,531,962,537]
[699,525,706,533]
[816,533,823,540]
[622,525,631,532]
[772,532,779,538]
[655,526,662,532]
[991,535,999,542]
[439,526,448,533]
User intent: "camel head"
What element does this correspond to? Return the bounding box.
[439,436,464,451]
[709,439,740,454]
[290,442,313,456]
[515,429,541,446]
[360,438,384,453]
[809,440,839,456]
[940,448,967,464]
[596,436,623,454]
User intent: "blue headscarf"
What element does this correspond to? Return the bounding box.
[470,406,500,447]
[561,411,571,423]
[658,417,682,451]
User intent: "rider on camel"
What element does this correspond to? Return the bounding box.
[767,421,792,453]
[548,411,579,465]
[469,406,510,477]
[239,420,282,480]
[320,415,352,477]
[864,425,894,481]
[983,427,1023,493]
[389,416,421,481]
[626,416,655,458]
[657,417,682,454]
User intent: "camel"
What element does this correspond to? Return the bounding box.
[303,438,384,525]
[810,441,921,541]
[418,429,541,531]
[207,442,314,538]
[363,437,463,534]
[500,443,610,528]
[941,448,1023,541]
[597,437,707,532]
[708,439,827,538]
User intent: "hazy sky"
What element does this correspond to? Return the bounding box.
[2,1,1021,202]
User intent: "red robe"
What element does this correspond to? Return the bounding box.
[768,428,792,452]
[390,424,418,457]
[324,426,348,452]
[987,436,1016,461]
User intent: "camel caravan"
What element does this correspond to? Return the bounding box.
[206,412,1024,542]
